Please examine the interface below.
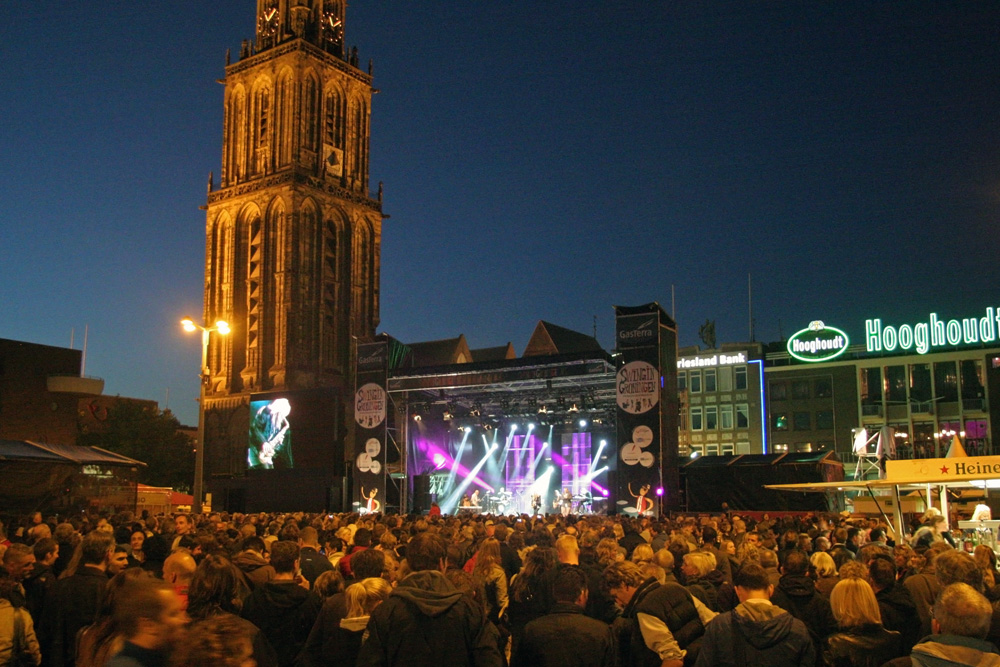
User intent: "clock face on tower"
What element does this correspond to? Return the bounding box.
[322,11,343,43]
[259,6,279,36]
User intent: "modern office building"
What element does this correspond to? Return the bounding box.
[764,309,1000,464]
[677,342,766,456]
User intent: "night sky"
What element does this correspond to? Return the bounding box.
[2,1,998,427]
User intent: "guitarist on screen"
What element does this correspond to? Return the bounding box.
[248,398,294,469]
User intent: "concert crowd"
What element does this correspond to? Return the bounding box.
[1,507,999,667]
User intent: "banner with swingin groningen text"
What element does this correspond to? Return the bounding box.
[353,340,388,514]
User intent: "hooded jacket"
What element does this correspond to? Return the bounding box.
[694,599,815,667]
[232,551,276,589]
[240,581,321,667]
[355,570,503,667]
[770,574,837,650]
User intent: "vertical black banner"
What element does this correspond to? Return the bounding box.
[354,341,388,514]
[615,307,663,517]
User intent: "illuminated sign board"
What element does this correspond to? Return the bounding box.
[677,352,747,369]
[866,308,999,355]
[787,321,849,363]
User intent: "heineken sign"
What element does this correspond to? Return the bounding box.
[787,321,850,363]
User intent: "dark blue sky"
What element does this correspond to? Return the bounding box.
[2,1,998,427]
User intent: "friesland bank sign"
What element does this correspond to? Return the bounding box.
[866,308,1000,354]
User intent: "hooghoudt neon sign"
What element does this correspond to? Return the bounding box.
[787,321,849,363]
[866,308,1000,355]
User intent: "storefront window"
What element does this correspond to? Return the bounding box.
[861,367,882,403]
[720,405,733,429]
[706,406,718,429]
[792,380,811,399]
[909,363,932,403]
[885,366,906,404]
[735,366,748,390]
[961,359,985,402]
[705,369,717,393]
[794,411,811,430]
[690,407,703,431]
[718,367,732,392]
[815,377,832,398]
[934,361,958,403]
[736,404,749,429]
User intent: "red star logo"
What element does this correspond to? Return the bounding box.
[940,465,949,474]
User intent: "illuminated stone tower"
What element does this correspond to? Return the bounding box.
[202,0,381,483]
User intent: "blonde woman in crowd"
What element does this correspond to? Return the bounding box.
[811,551,839,597]
[824,578,903,666]
[472,538,508,623]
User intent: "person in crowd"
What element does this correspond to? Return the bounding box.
[312,570,345,603]
[472,538,508,624]
[173,615,257,667]
[867,556,919,652]
[904,542,952,640]
[76,569,150,667]
[126,531,145,568]
[39,531,115,667]
[770,549,837,654]
[694,562,815,667]
[604,559,716,667]
[186,554,277,667]
[297,528,333,586]
[2,544,35,608]
[107,546,129,578]
[355,531,503,667]
[884,583,1000,667]
[823,577,903,667]
[0,578,42,666]
[506,547,558,663]
[681,551,722,612]
[162,551,197,609]
[312,577,392,667]
[240,541,322,667]
[171,514,194,552]
[104,578,187,667]
[24,538,58,620]
[911,511,954,550]
[974,545,999,597]
[233,536,275,589]
[513,566,614,667]
[811,552,840,597]
[339,529,372,581]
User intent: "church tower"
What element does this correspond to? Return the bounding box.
[201,0,381,482]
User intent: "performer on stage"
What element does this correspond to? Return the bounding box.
[559,488,573,517]
[531,493,542,515]
[460,494,472,507]
[470,489,481,508]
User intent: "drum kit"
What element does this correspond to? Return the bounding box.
[483,489,515,514]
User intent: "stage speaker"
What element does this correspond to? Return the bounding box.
[412,474,431,514]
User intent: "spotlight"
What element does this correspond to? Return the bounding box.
[689,450,699,458]
[579,419,588,428]
[600,440,607,446]
[413,414,422,422]
[510,424,518,432]
[464,426,472,433]
[527,422,535,430]
[443,411,453,421]
[655,487,664,496]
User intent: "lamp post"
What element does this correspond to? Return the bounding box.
[181,317,230,513]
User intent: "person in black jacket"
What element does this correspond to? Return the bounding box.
[355,532,503,667]
[39,531,115,667]
[241,541,322,667]
[867,556,919,652]
[297,528,333,586]
[769,549,837,658]
[513,566,614,667]
[694,563,815,667]
[604,560,717,667]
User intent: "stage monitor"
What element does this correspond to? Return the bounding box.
[247,388,341,472]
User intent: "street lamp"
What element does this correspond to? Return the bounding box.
[181,317,230,512]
